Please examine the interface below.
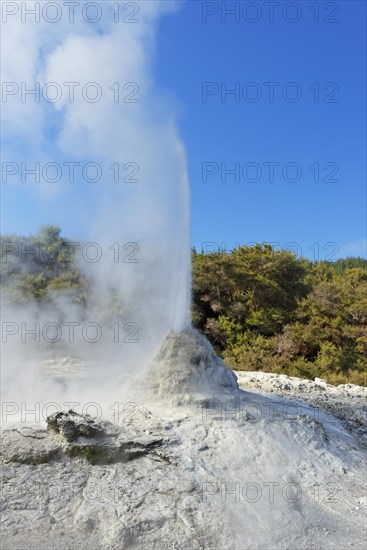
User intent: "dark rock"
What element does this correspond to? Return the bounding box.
[46,410,106,442]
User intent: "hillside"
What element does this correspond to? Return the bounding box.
[1,226,366,385]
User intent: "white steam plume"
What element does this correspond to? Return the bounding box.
[1,0,191,414]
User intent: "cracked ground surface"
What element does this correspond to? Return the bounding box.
[1,332,366,549]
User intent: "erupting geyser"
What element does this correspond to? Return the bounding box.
[2,3,366,549]
[2,1,193,386]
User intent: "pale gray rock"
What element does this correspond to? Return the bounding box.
[236,371,367,447]
[144,328,239,404]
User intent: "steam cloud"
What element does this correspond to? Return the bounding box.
[1,0,191,416]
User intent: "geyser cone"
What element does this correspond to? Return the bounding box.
[145,328,239,401]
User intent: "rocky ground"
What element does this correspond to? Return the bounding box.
[235,371,367,449]
[1,330,366,549]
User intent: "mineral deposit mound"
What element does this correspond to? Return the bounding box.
[145,328,239,402]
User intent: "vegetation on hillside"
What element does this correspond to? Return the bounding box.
[1,226,366,385]
[192,246,367,386]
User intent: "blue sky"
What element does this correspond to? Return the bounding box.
[1,0,366,261]
[156,0,366,260]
